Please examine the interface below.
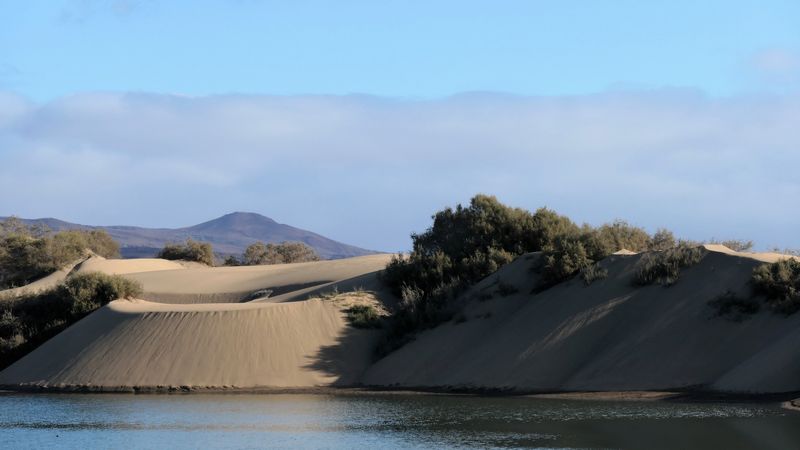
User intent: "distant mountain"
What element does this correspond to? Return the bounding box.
[6,212,378,260]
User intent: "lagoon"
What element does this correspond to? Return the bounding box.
[0,393,797,449]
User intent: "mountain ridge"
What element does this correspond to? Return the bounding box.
[3,212,378,260]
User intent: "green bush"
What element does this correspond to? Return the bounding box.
[0,218,120,289]
[496,281,518,296]
[648,228,676,251]
[580,263,609,286]
[751,259,800,314]
[344,304,383,329]
[539,220,664,287]
[222,255,241,266]
[380,196,574,340]
[0,272,141,369]
[582,220,651,258]
[708,291,760,321]
[242,241,320,265]
[541,238,592,287]
[634,245,705,286]
[157,239,214,265]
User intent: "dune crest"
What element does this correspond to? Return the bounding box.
[0,298,377,390]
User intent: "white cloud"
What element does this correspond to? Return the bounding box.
[1,90,799,251]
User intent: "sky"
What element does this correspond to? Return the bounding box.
[1,0,800,252]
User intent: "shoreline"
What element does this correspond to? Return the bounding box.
[2,384,799,408]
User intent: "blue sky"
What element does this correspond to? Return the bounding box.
[3,0,799,99]
[1,1,800,252]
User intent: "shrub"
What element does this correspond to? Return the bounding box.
[344,304,383,329]
[649,228,676,251]
[633,245,706,286]
[242,241,320,265]
[380,196,575,345]
[580,263,609,286]
[0,272,141,369]
[583,220,651,258]
[157,239,214,265]
[496,281,518,296]
[0,219,120,289]
[0,233,53,288]
[222,255,240,266]
[751,259,800,314]
[59,272,142,315]
[708,291,760,321]
[541,238,592,287]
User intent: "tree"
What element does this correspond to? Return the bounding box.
[649,228,676,251]
[157,239,214,265]
[242,241,320,265]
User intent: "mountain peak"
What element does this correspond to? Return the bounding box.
[11,213,377,260]
[222,212,277,223]
[189,212,277,231]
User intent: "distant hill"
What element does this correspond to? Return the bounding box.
[6,212,378,260]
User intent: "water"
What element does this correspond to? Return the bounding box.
[0,392,798,449]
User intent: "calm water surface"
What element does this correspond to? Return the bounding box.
[0,392,798,449]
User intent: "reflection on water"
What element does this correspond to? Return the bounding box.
[0,392,798,449]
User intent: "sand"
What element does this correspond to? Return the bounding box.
[0,298,379,390]
[362,247,800,394]
[74,256,191,275]
[3,246,800,395]
[116,254,393,303]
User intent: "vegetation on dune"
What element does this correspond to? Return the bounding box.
[704,239,753,252]
[242,241,320,265]
[378,194,697,352]
[157,239,214,265]
[708,291,761,322]
[380,195,547,344]
[580,263,609,286]
[751,259,800,314]
[0,218,120,289]
[633,245,706,286]
[344,304,384,329]
[0,272,141,369]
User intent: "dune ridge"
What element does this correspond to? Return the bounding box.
[362,247,800,394]
[0,298,378,390]
[3,247,800,395]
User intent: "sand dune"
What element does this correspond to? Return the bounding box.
[74,256,191,275]
[363,247,800,393]
[121,254,392,303]
[3,246,799,394]
[0,298,379,390]
[0,257,87,298]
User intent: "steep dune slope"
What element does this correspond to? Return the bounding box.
[0,299,378,390]
[363,248,800,393]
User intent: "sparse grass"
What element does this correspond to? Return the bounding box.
[633,245,705,286]
[580,263,608,286]
[708,291,760,322]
